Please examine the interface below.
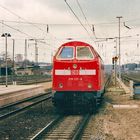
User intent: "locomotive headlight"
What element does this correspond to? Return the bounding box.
[59,83,63,88]
[73,64,77,69]
[88,83,92,88]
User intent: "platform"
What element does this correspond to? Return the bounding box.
[0,84,46,107]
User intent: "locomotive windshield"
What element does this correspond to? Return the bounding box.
[76,46,93,60]
[57,47,74,59]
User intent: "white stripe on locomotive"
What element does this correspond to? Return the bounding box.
[55,69,96,75]
[55,70,71,75]
[79,70,96,75]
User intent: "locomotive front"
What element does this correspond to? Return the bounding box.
[52,41,104,113]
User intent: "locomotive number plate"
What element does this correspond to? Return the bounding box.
[68,77,83,81]
[71,70,79,75]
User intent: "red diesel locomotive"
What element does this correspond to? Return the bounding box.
[52,41,105,113]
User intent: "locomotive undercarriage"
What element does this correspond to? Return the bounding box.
[52,91,103,114]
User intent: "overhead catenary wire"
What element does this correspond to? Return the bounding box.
[0,20,35,38]
[70,1,115,40]
[0,4,47,33]
[75,0,90,27]
[2,19,140,28]
[0,20,56,43]
[75,0,97,38]
[0,20,48,26]
[1,3,140,44]
[64,0,95,41]
[0,21,50,46]
[0,19,119,26]
[0,19,135,40]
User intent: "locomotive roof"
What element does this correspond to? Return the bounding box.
[61,41,91,47]
[60,41,99,56]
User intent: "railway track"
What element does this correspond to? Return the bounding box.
[121,74,140,88]
[122,74,140,82]
[105,74,111,88]
[30,114,90,140]
[0,91,52,120]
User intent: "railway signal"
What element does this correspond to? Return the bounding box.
[112,56,118,69]
[112,56,118,87]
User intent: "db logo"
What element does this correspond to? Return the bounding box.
[71,70,79,75]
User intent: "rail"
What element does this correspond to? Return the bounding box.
[72,114,90,140]
[121,74,140,98]
[30,115,91,140]
[122,74,140,83]
[105,74,111,90]
[0,91,52,120]
[30,116,62,140]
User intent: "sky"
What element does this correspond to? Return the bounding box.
[0,0,140,64]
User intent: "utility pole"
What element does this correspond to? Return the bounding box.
[13,39,15,70]
[0,57,1,77]
[1,33,11,87]
[116,16,122,80]
[28,39,38,66]
[35,40,38,66]
[24,39,27,68]
[12,39,15,83]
